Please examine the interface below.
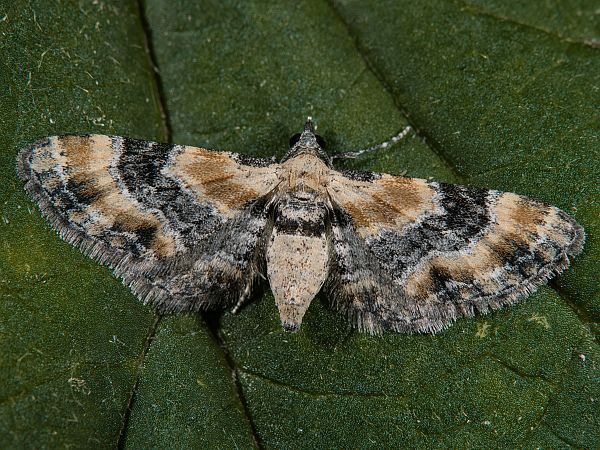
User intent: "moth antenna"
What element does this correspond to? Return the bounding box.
[333,125,412,160]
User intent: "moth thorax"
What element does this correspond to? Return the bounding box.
[266,194,330,332]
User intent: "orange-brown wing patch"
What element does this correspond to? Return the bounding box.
[403,192,583,304]
[328,173,436,236]
[35,135,176,258]
[19,134,280,315]
[325,175,584,334]
[169,146,281,216]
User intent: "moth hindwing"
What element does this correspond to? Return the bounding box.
[17,118,585,334]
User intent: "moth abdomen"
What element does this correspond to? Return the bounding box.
[273,194,328,238]
[266,193,330,331]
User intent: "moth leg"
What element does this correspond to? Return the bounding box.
[332,125,412,160]
[231,282,252,314]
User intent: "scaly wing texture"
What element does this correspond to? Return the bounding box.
[17,135,280,311]
[326,171,585,334]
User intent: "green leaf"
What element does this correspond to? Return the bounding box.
[1,0,598,448]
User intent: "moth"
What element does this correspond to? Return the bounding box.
[17,118,585,334]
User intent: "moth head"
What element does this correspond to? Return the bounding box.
[282,117,331,166]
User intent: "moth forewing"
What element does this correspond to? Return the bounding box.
[18,118,585,334]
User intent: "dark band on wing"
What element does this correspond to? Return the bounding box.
[114,137,224,245]
[340,169,382,183]
[19,135,178,261]
[325,207,419,333]
[401,194,583,312]
[232,153,275,168]
[144,202,273,312]
[366,182,494,278]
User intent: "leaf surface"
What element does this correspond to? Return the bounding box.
[1,0,598,448]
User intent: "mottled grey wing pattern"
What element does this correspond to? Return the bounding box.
[17,130,586,334]
[17,135,280,310]
[327,172,585,333]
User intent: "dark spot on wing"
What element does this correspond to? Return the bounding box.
[134,223,158,249]
[66,178,102,205]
